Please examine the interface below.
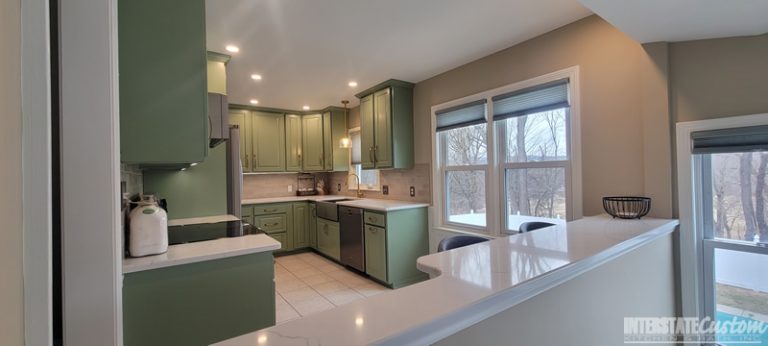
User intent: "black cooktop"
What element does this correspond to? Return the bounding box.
[168,220,263,245]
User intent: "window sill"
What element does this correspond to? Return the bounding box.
[432,225,500,238]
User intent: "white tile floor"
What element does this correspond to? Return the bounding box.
[274,252,391,324]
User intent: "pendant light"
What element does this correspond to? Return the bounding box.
[339,100,351,149]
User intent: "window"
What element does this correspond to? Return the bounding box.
[348,128,380,191]
[690,124,768,344]
[433,69,580,235]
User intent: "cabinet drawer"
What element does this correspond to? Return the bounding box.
[253,203,292,216]
[241,205,254,218]
[254,214,288,234]
[363,211,386,227]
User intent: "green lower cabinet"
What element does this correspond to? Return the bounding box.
[316,219,340,261]
[249,203,294,253]
[123,252,276,346]
[241,205,254,226]
[308,203,318,248]
[363,208,429,288]
[293,203,309,248]
[364,224,387,283]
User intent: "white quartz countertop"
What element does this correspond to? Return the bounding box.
[242,196,429,212]
[123,215,281,274]
[214,215,678,346]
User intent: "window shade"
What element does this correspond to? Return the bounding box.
[691,125,768,154]
[435,99,487,132]
[351,131,362,164]
[492,79,569,120]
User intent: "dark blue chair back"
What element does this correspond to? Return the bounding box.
[437,235,489,252]
[518,221,556,233]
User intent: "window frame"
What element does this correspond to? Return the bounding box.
[431,67,582,236]
[348,127,381,191]
[675,112,768,325]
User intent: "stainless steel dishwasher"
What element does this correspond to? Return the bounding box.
[339,206,365,272]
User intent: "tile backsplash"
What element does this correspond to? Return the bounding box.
[242,164,431,204]
[329,163,431,204]
[242,173,331,199]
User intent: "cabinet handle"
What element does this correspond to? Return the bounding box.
[252,154,257,167]
[265,222,280,227]
[243,155,249,167]
[369,147,374,163]
[372,146,378,163]
[262,208,278,213]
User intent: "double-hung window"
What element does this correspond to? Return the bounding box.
[436,100,489,229]
[433,68,580,235]
[493,80,571,232]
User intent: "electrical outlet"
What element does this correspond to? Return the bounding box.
[288,185,293,192]
[410,186,416,197]
[337,183,342,192]
[382,185,389,195]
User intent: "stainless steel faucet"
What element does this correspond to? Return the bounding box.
[349,173,364,198]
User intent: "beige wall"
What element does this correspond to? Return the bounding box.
[413,15,673,217]
[0,0,25,343]
[670,33,768,123]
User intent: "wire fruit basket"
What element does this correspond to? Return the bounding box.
[602,197,651,219]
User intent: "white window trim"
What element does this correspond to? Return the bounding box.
[431,66,582,236]
[675,112,768,321]
[348,127,381,191]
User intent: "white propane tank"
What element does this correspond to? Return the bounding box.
[129,195,168,257]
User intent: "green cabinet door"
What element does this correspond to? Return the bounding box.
[330,110,350,171]
[293,203,309,249]
[322,112,333,171]
[316,219,340,261]
[118,0,208,165]
[285,114,303,172]
[309,203,318,248]
[301,114,324,171]
[364,224,387,283]
[251,112,286,172]
[123,252,276,346]
[360,94,376,169]
[373,88,393,168]
[229,110,251,172]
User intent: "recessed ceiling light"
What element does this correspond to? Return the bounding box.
[348,81,358,87]
[190,163,198,167]
[302,105,310,110]
[251,74,262,80]
[250,99,259,105]
[225,45,239,53]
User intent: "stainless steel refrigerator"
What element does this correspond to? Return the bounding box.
[225,126,243,218]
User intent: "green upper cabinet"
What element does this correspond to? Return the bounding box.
[229,109,251,172]
[301,114,325,171]
[285,114,303,172]
[118,0,209,165]
[252,112,286,172]
[355,80,414,170]
[323,108,350,172]
[360,95,376,169]
[322,112,334,171]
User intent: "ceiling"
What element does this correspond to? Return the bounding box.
[205,0,592,110]
[579,0,768,43]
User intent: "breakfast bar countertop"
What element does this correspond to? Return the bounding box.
[122,214,281,274]
[214,215,678,346]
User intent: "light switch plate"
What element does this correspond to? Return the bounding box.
[410,186,415,197]
[337,183,341,192]
[382,185,389,195]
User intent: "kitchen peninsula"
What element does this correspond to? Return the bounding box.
[215,215,678,346]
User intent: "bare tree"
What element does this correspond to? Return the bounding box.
[515,116,530,215]
[756,153,768,240]
[739,152,758,240]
